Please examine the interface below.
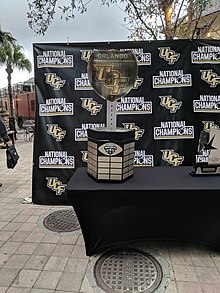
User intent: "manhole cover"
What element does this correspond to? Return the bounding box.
[94,247,163,293]
[43,209,80,232]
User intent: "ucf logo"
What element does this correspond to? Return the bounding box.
[46,177,66,195]
[47,124,66,142]
[81,151,88,162]
[80,50,92,62]
[45,73,66,90]
[158,47,180,64]
[94,65,129,95]
[81,98,102,115]
[200,70,220,87]
[202,121,219,132]
[159,95,182,113]
[122,123,144,140]
[161,149,184,166]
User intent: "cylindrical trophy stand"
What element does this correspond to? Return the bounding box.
[87,128,135,182]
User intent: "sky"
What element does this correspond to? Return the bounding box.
[0,0,129,88]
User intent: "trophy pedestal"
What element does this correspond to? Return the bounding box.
[87,128,135,182]
[190,164,220,176]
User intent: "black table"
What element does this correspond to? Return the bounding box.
[66,166,220,256]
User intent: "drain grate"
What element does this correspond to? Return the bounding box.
[94,247,163,293]
[43,209,80,232]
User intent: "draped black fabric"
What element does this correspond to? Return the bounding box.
[32,39,220,204]
[66,167,220,256]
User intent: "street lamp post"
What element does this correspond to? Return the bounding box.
[6,64,16,138]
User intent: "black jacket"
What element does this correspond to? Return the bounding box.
[0,116,10,143]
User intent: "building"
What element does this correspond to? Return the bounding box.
[197,0,220,38]
[0,78,35,124]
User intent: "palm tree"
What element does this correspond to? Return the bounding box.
[0,42,32,118]
[0,27,16,46]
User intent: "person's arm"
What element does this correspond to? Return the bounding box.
[0,116,11,145]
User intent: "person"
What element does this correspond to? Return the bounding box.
[0,115,11,187]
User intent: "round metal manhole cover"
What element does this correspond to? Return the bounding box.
[94,247,163,293]
[43,209,80,232]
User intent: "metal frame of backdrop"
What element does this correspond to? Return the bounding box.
[32,39,220,204]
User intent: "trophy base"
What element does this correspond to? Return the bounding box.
[87,171,134,183]
[87,128,135,183]
[189,164,220,176]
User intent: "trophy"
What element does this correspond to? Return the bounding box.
[87,49,138,182]
[190,126,220,176]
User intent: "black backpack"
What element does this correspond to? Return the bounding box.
[6,145,20,169]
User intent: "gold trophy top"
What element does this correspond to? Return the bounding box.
[87,49,138,102]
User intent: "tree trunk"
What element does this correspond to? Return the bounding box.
[187,0,193,29]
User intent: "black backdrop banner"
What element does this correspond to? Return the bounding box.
[32,39,220,204]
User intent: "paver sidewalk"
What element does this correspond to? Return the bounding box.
[0,134,220,293]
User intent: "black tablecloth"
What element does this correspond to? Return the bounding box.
[66,166,220,256]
